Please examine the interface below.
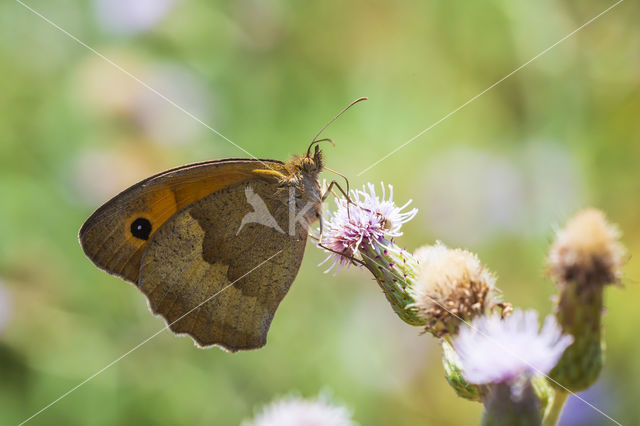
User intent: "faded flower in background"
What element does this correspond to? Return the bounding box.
[93,0,176,35]
[558,383,614,426]
[244,395,355,426]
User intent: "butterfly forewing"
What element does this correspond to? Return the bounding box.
[79,159,285,283]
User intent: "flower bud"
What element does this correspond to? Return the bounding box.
[409,243,500,337]
[359,242,425,326]
[547,209,626,392]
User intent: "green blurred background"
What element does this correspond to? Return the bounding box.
[1,0,638,424]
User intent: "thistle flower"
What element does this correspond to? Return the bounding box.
[547,209,626,393]
[453,310,572,385]
[453,310,572,426]
[410,242,500,338]
[244,395,355,426]
[321,182,417,271]
[320,183,423,325]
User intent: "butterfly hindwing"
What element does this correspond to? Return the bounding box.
[138,179,309,351]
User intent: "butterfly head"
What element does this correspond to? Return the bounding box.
[301,142,325,174]
[284,140,326,180]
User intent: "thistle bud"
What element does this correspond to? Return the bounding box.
[548,209,624,289]
[547,209,626,392]
[409,243,500,338]
[359,242,425,326]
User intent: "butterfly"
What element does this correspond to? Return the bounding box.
[79,98,365,352]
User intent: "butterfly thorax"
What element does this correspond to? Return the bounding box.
[277,149,324,228]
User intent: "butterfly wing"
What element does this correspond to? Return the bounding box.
[138,179,309,351]
[79,159,286,283]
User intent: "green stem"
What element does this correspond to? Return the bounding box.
[543,390,568,426]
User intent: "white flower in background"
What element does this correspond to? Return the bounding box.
[245,395,355,426]
[453,309,573,385]
[94,0,176,35]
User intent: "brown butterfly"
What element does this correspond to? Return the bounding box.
[79,98,364,352]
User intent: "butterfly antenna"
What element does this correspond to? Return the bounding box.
[307,96,368,156]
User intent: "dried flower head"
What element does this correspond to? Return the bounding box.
[244,395,355,426]
[320,182,417,271]
[409,242,498,337]
[453,310,573,385]
[548,208,625,289]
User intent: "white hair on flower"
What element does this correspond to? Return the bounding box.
[453,309,573,385]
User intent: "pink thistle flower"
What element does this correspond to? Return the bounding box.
[453,309,573,385]
[319,182,422,325]
[320,182,417,271]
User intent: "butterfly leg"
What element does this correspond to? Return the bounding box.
[320,179,354,231]
[321,179,386,225]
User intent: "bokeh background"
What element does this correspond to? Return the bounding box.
[1,0,638,424]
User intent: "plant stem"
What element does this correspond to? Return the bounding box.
[543,390,569,426]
